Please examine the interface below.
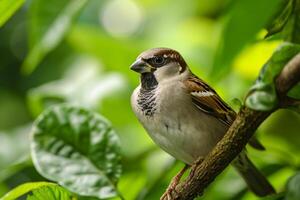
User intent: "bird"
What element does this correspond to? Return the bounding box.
[130,47,275,199]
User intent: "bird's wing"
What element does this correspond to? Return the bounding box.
[183,74,265,150]
[183,74,236,126]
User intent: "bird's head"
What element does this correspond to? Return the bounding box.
[130,48,188,88]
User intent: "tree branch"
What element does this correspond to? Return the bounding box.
[167,52,300,200]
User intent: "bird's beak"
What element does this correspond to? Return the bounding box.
[130,58,155,73]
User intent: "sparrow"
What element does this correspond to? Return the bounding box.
[130,48,275,199]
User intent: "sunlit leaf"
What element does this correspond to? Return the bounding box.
[31,104,122,199]
[0,0,24,27]
[26,185,74,200]
[246,42,300,111]
[0,182,56,200]
[212,0,282,79]
[285,172,300,200]
[22,0,88,75]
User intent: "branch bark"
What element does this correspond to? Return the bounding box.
[168,52,300,200]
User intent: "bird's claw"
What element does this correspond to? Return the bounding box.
[160,184,178,200]
[160,164,189,200]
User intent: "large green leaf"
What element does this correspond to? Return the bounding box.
[285,172,300,200]
[22,0,88,75]
[26,185,74,200]
[245,43,300,111]
[31,104,122,199]
[0,0,24,27]
[212,0,282,79]
[0,182,56,200]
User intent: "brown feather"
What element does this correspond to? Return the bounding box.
[183,74,265,150]
[184,74,235,126]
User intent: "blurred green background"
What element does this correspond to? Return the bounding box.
[0,0,299,199]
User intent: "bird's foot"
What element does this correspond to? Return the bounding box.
[160,164,189,200]
[160,184,177,200]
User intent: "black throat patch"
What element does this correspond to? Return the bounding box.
[141,73,158,90]
[138,73,158,116]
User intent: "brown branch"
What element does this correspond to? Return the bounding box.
[167,52,300,200]
[276,53,300,96]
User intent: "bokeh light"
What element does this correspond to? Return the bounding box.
[99,0,143,37]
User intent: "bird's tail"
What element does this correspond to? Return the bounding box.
[232,152,275,197]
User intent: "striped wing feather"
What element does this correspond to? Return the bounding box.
[183,74,265,150]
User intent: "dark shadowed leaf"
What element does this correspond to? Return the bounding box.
[281,0,300,43]
[246,43,300,111]
[260,192,285,200]
[285,172,300,200]
[212,0,282,79]
[22,0,88,75]
[265,0,293,38]
[0,0,24,27]
[31,104,122,199]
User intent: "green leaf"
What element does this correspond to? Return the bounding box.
[0,0,24,27]
[0,182,56,200]
[246,42,300,111]
[260,192,285,200]
[212,0,282,79]
[285,172,300,200]
[22,0,88,75]
[265,0,293,38]
[288,82,300,99]
[31,104,122,199]
[281,0,300,43]
[26,185,74,200]
[28,0,69,48]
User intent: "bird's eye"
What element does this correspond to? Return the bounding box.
[152,56,165,66]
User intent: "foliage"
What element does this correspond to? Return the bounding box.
[0,0,300,200]
[285,172,300,200]
[246,43,300,111]
[212,0,282,79]
[31,104,122,199]
[26,185,73,200]
[0,182,73,200]
[0,0,24,27]
[22,0,89,75]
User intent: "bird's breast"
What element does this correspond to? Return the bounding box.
[131,83,226,164]
[136,88,157,117]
